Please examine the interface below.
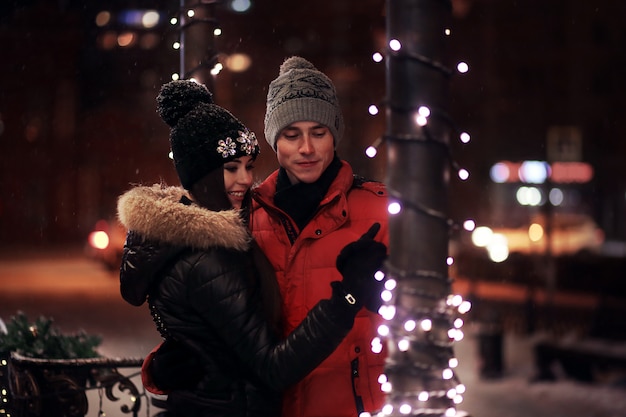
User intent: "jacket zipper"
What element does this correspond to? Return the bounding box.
[350,358,365,415]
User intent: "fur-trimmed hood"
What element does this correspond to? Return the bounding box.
[117,184,250,251]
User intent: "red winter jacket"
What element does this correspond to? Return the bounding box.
[251,160,389,417]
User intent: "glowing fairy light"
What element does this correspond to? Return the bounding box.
[418,391,429,401]
[365,146,377,158]
[170,17,178,25]
[365,137,382,159]
[384,279,396,290]
[388,201,400,214]
[445,407,457,416]
[173,41,181,49]
[458,168,469,181]
[463,219,476,231]
[458,301,472,314]
[374,270,385,281]
[389,38,402,51]
[210,63,223,75]
[404,319,416,332]
[380,305,396,320]
[373,52,384,62]
[449,329,464,341]
[418,106,431,117]
[444,28,451,36]
[378,374,388,384]
[399,404,412,414]
[381,290,393,302]
[447,388,457,399]
[187,9,195,17]
[378,324,390,337]
[442,368,454,380]
[382,404,394,415]
[213,28,222,36]
[460,131,471,143]
[398,338,410,351]
[368,104,379,115]
[452,294,463,306]
[449,357,459,368]
[456,61,469,73]
[447,256,454,266]
[454,318,464,328]
[371,337,384,354]
[415,114,428,126]
[456,384,466,394]
[388,201,402,215]
[420,319,432,331]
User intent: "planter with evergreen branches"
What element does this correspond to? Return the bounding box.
[0,312,142,417]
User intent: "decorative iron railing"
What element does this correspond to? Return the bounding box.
[1,352,162,417]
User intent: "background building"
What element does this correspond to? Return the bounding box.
[0,0,624,248]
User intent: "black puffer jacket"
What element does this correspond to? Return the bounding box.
[117,184,359,417]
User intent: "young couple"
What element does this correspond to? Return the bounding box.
[117,56,390,417]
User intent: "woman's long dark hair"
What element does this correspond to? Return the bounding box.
[191,168,284,336]
[241,191,284,336]
[189,168,232,212]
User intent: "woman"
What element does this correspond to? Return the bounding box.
[116,80,387,417]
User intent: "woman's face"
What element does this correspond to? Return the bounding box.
[223,155,255,209]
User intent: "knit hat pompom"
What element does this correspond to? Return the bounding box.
[264,56,344,151]
[156,80,260,190]
[279,56,316,74]
[157,80,214,128]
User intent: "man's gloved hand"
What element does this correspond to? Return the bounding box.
[335,223,387,311]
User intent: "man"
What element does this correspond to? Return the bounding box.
[251,56,389,417]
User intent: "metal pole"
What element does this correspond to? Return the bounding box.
[179,0,186,78]
[179,0,220,89]
[384,0,463,415]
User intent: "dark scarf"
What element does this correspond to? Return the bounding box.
[274,156,342,231]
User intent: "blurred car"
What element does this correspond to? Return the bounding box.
[471,213,605,262]
[85,218,127,271]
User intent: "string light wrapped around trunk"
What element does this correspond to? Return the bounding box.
[375,1,472,416]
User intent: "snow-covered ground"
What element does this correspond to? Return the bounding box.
[455,330,626,417]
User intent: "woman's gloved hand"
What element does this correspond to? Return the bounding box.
[334,223,387,311]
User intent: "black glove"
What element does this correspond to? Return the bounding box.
[334,223,387,311]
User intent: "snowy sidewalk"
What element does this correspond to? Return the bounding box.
[455,330,626,417]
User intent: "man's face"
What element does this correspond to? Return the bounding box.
[275,121,335,184]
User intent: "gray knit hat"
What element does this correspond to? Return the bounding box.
[157,80,259,190]
[264,56,344,151]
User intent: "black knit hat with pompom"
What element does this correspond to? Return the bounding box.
[157,80,260,189]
